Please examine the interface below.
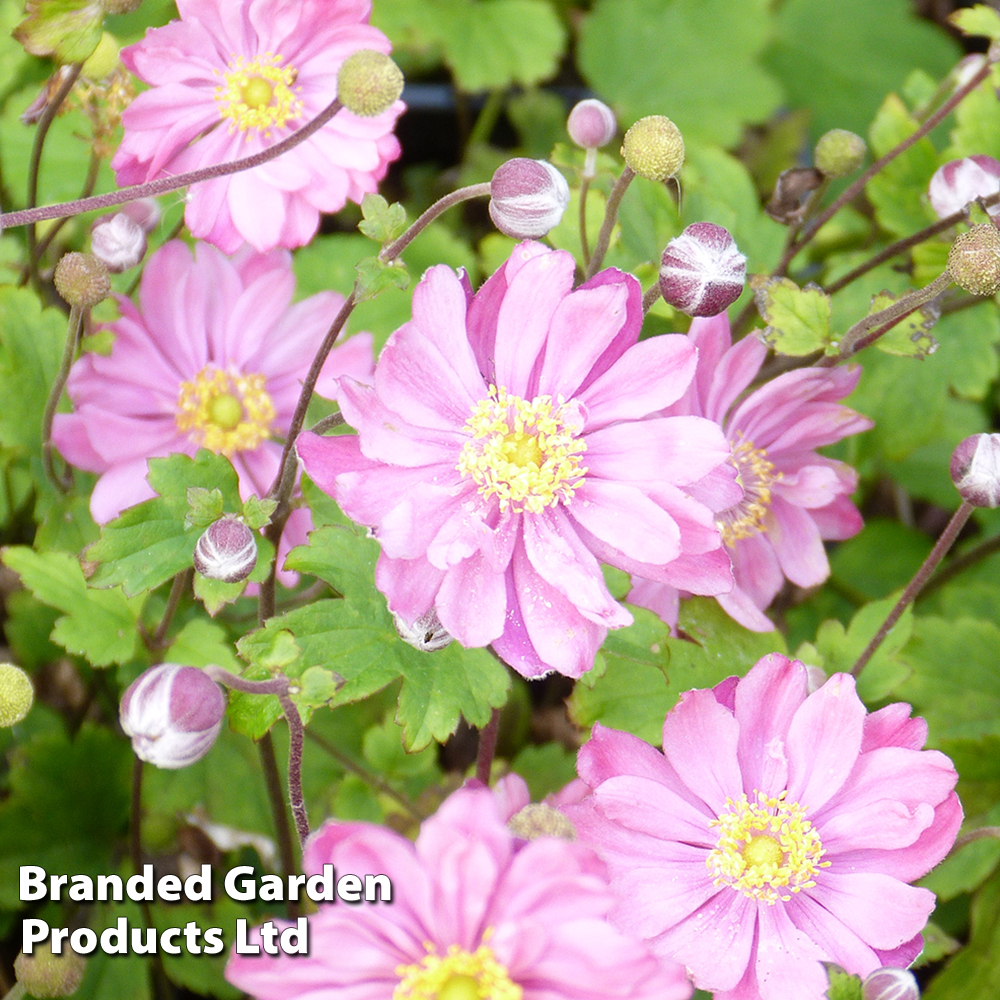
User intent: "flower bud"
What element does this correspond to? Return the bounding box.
[193,515,257,583]
[947,223,1000,295]
[91,213,147,273]
[489,158,570,239]
[621,115,684,181]
[508,803,576,841]
[814,129,866,178]
[929,156,1000,219]
[567,98,617,150]
[392,608,453,652]
[0,663,33,727]
[15,942,86,998]
[861,967,919,1000]
[120,198,161,233]
[53,252,110,307]
[659,222,746,316]
[336,50,404,118]
[121,664,226,768]
[950,433,1000,507]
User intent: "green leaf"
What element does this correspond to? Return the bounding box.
[14,0,104,63]
[165,617,242,672]
[913,921,962,968]
[363,716,440,782]
[950,4,1000,41]
[829,518,933,601]
[752,276,832,356]
[241,495,277,530]
[1,547,142,666]
[920,802,1000,900]
[359,193,408,244]
[867,291,939,358]
[824,964,863,1000]
[193,573,247,616]
[510,743,578,802]
[355,255,411,303]
[943,66,1000,162]
[185,487,225,528]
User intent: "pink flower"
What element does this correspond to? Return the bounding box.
[297,242,739,679]
[568,654,962,1000]
[112,0,403,253]
[226,784,692,1000]
[629,313,872,631]
[52,240,372,575]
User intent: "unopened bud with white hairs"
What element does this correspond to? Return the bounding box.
[567,99,617,150]
[194,515,257,583]
[91,212,147,272]
[489,158,570,239]
[392,607,453,652]
[861,967,919,1000]
[659,222,746,317]
[929,156,1000,219]
[950,433,1000,507]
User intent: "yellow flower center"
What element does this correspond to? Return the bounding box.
[215,53,303,135]
[706,790,828,905]
[394,940,522,1000]
[716,435,781,546]
[456,385,587,514]
[176,367,276,455]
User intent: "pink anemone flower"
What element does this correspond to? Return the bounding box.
[298,242,740,679]
[629,313,872,631]
[226,783,693,1000]
[568,654,962,1000]
[52,240,372,577]
[112,0,404,253]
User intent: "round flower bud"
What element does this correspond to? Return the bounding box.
[53,252,110,307]
[120,198,161,233]
[193,516,257,583]
[947,223,1000,296]
[392,608,453,652]
[81,32,121,81]
[861,967,919,1000]
[120,664,226,769]
[0,663,33,727]
[621,115,684,181]
[814,129,866,178]
[508,803,576,841]
[15,943,86,998]
[336,50,404,118]
[90,213,147,273]
[659,222,747,317]
[567,98,617,150]
[929,156,1000,219]
[489,158,570,239]
[950,432,1000,507]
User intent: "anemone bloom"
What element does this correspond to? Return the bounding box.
[226,784,692,1000]
[568,654,961,1000]
[298,242,739,678]
[52,240,372,568]
[112,0,403,252]
[629,313,872,631]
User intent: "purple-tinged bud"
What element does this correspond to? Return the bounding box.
[53,252,110,307]
[120,198,161,233]
[567,98,617,150]
[947,223,1000,295]
[861,967,919,1000]
[0,663,33,727]
[621,115,684,181]
[950,433,1000,507]
[508,803,576,841]
[336,50,404,118]
[15,942,86,998]
[814,129,866,178]
[91,212,147,273]
[392,607,453,651]
[659,222,747,316]
[489,158,570,239]
[193,516,257,583]
[929,156,1000,219]
[120,664,226,769]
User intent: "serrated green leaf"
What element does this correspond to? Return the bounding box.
[943,64,1000,162]
[868,290,939,357]
[921,802,1000,900]
[2,547,142,666]
[363,716,439,781]
[355,255,410,303]
[295,665,340,707]
[14,0,104,63]
[241,495,277,530]
[951,4,1000,40]
[238,627,302,672]
[193,573,247,616]
[824,965,863,1000]
[913,921,962,968]
[359,193,408,244]
[185,487,224,528]
[165,617,242,672]
[753,276,832,356]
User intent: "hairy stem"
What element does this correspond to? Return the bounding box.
[475,708,502,786]
[954,826,1000,850]
[642,282,662,315]
[40,304,84,493]
[150,570,190,653]
[278,692,309,848]
[585,166,634,280]
[380,183,491,262]
[922,532,1000,597]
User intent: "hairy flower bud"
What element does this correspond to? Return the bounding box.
[861,967,919,1000]
[336,50,404,117]
[950,433,1000,507]
[947,223,1000,295]
[508,803,576,841]
[567,98,617,150]
[621,115,684,181]
[0,663,33,727]
[15,943,86,998]
[193,516,257,583]
[659,222,746,316]
[53,252,110,307]
[91,213,147,273]
[814,129,866,178]
[929,156,1000,219]
[120,198,161,233]
[120,664,226,768]
[392,608,453,652]
[489,158,570,239]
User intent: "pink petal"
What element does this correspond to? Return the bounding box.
[375,552,443,624]
[766,497,830,588]
[434,549,507,647]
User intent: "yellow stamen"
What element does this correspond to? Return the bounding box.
[456,385,587,514]
[215,53,302,135]
[716,435,781,546]
[176,367,276,455]
[394,938,521,1000]
[706,790,829,905]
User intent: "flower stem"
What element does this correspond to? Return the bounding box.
[258,732,300,900]
[954,825,1000,850]
[585,166,634,280]
[851,501,974,678]
[475,708,501,786]
[150,570,190,653]
[642,282,662,315]
[278,692,309,848]
[579,174,593,269]
[40,304,85,493]
[921,531,1000,597]
[380,183,491,261]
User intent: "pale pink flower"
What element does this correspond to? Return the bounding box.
[629,313,872,631]
[52,240,373,577]
[568,654,962,1000]
[928,155,1000,220]
[112,0,403,253]
[297,242,739,679]
[226,784,692,1000]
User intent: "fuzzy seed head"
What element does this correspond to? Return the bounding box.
[15,943,86,998]
[621,116,684,181]
[508,803,576,841]
[948,223,1000,295]
[814,129,866,178]
[53,252,110,307]
[0,663,33,727]
[337,50,403,117]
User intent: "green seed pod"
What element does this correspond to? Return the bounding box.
[621,115,685,181]
[948,223,1000,296]
[0,663,33,727]
[814,129,866,178]
[53,252,110,307]
[337,50,404,118]
[14,943,86,998]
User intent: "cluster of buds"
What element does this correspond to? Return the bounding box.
[659,222,746,316]
[489,158,570,239]
[193,515,258,583]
